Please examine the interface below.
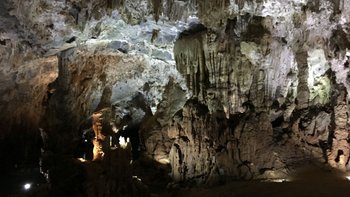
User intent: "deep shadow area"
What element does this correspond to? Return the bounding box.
[0,167,47,197]
[169,162,350,197]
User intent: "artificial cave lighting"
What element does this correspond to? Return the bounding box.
[119,136,130,149]
[346,176,350,181]
[23,183,32,190]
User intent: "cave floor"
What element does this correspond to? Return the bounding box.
[3,163,350,197]
[161,165,350,197]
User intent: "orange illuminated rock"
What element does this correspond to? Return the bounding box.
[92,111,107,160]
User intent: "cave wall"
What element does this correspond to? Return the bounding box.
[0,10,58,168]
[0,0,188,169]
[157,0,350,184]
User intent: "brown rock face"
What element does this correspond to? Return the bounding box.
[0,40,58,169]
[144,3,350,184]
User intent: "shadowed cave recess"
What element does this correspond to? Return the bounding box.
[2,0,350,196]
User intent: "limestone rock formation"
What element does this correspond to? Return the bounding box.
[2,0,350,195]
[160,0,350,184]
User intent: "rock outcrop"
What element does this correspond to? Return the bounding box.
[150,0,350,184]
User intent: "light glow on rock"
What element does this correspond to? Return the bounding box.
[262,179,290,183]
[132,176,142,182]
[119,136,130,149]
[77,158,86,162]
[307,49,329,88]
[307,49,330,104]
[157,158,170,165]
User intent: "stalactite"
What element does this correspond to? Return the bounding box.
[295,50,310,109]
[106,0,113,9]
[174,30,205,99]
[235,0,245,10]
[197,0,230,29]
[152,0,162,22]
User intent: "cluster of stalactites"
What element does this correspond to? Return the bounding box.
[174,32,206,101]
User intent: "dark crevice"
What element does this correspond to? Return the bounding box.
[65,36,77,43]
[178,23,207,39]
[0,39,6,45]
[173,143,183,165]
[335,149,344,163]
[319,140,329,163]
[228,113,244,134]
[272,116,284,128]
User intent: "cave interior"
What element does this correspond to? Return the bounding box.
[2,0,350,196]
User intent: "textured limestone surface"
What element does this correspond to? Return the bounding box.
[2,0,350,195]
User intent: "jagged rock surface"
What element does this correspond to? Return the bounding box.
[161,0,350,184]
[2,0,350,194]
